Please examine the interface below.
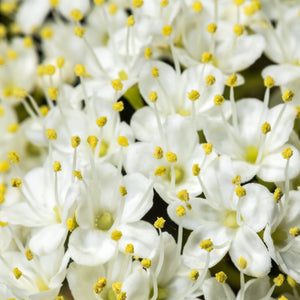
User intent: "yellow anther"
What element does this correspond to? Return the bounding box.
[71,136,81,148]
[237,257,247,269]
[7,49,18,60]
[126,15,135,26]
[66,218,76,232]
[3,87,13,98]
[0,105,4,116]
[252,0,261,11]
[264,76,275,88]
[274,274,285,287]
[189,270,199,281]
[0,24,7,38]
[13,87,28,99]
[200,238,214,252]
[23,36,33,48]
[97,277,107,288]
[282,147,293,159]
[73,170,82,180]
[87,136,99,148]
[233,24,244,36]
[153,146,163,159]
[10,22,21,35]
[109,3,118,15]
[0,183,5,194]
[192,164,200,176]
[75,64,86,77]
[162,25,172,36]
[201,52,213,63]
[119,186,127,196]
[132,0,144,8]
[192,1,202,13]
[232,175,241,185]
[214,94,225,106]
[203,142,213,155]
[25,249,34,261]
[95,117,107,129]
[160,0,169,7]
[166,151,177,163]
[70,9,83,21]
[93,282,103,294]
[148,91,158,103]
[151,67,159,78]
[112,282,122,295]
[118,70,128,81]
[177,189,189,201]
[46,129,57,140]
[112,101,124,112]
[289,227,300,237]
[154,166,167,176]
[234,0,244,5]
[141,258,151,268]
[145,47,152,59]
[278,296,288,300]
[282,89,294,102]
[244,5,256,16]
[40,27,53,39]
[273,187,283,203]
[0,56,5,65]
[117,292,127,300]
[53,161,62,172]
[48,87,58,100]
[226,73,238,87]
[13,267,22,279]
[37,65,45,77]
[188,90,200,101]
[57,57,65,69]
[154,217,166,229]
[0,161,10,173]
[235,185,246,197]
[111,230,122,241]
[11,178,22,188]
[215,271,227,283]
[56,296,64,300]
[0,221,8,227]
[39,105,48,116]
[45,64,56,76]
[94,0,105,4]
[295,106,300,118]
[207,23,217,34]
[74,26,86,38]
[261,122,271,134]
[175,205,186,217]
[287,276,296,288]
[125,244,134,254]
[49,0,59,7]
[111,79,123,91]
[7,151,19,164]
[7,123,19,133]
[118,136,129,147]
[206,75,216,86]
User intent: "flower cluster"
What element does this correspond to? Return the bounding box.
[0,0,300,299]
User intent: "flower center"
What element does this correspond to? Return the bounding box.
[166,165,185,185]
[35,278,49,291]
[271,228,288,247]
[223,210,239,229]
[245,145,258,164]
[149,287,168,299]
[94,211,114,231]
[99,140,110,157]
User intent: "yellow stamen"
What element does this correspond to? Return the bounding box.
[112,101,124,112]
[71,136,81,148]
[73,170,82,180]
[201,52,213,63]
[70,9,83,21]
[274,274,285,287]
[132,0,144,8]
[203,142,212,155]
[87,136,99,148]
[235,185,246,197]
[53,161,62,172]
[192,164,200,176]
[233,24,244,36]
[111,230,122,241]
[175,205,186,216]
[214,94,225,106]
[177,189,189,201]
[207,23,217,34]
[141,258,151,268]
[126,15,135,26]
[153,146,163,159]
[154,166,167,176]
[11,178,22,188]
[148,91,158,103]
[189,270,199,281]
[74,26,86,38]
[264,76,275,88]
[261,122,271,134]
[46,129,57,140]
[192,1,202,13]
[162,25,172,36]
[226,73,238,87]
[282,147,293,159]
[154,217,166,229]
[145,47,152,59]
[40,27,53,39]
[237,257,247,269]
[282,89,294,102]
[117,136,129,147]
[215,271,227,283]
[48,87,58,100]
[0,160,10,173]
[188,90,200,101]
[7,151,19,163]
[232,175,241,185]
[119,186,127,196]
[165,151,177,163]
[151,67,159,78]
[206,75,216,86]
[13,267,22,279]
[289,227,300,237]
[200,238,213,252]
[25,249,34,261]
[125,244,134,254]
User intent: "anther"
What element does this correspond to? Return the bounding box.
[74,26,86,38]
[233,24,244,36]
[46,129,57,140]
[71,136,81,148]
[87,136,99,148]
[13,267,22,279]
[11,178,22,188]
[237,257,247,269]
[261,122,271,134]
[282,90,294,102]
[154,217,165,229]
[165,151,177,163]
[145,47,152,59]
[96,116,107,127]
[232,175,241,185]
[192,1,202,13]
[188,90,200,101]
[214,94,225,106]
[73,170,82,180]
[70,9,84,21]
[203,142,213,154]
[75,64,87,77]
[125,244,134,254]
[206,75,216,86]
[53,161,62,172]
[201,52,213,63]
[7,151,19,163]
[226,73,238,87]
[177,189,189,201]
[57,57,65,69]
[112,101,124,112]
[235,185,246,197]
[273,188,283,203]
[189,270,199,281]
[141,258,151,268]
[264,76,275,88]
[111,79,123,91]
[111,230,122,241]
[215,271,227,283]
[45,65,56,76]
[40,27,53,39]
[117,292,126,300]
[274,274,285,287]
[148,91,158,102]
[192,164,200,176]
[154,166,167,176]
[132,0,144,8]
[117,136,129,147]
[282,147,293,160]
[126,15,135,26]
[162,25,172,36]
[25,249,34,261]
[207,23,217,34]
[289,227,300,237]
[119,186,127,196]
[151,67,159,78]
[176,205,186,216]
[153,146,163,159]
[200,238,214,252]
[48,87,58,100]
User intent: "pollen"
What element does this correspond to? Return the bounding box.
[201,52,213,63]
[177,189,189,201]
[70,9,83,21]
[71,136,81,148]
[25,249,34,261]
[203,142,213,155]
[166,151,177,163]
[23,36,33,48]
[45,64,56,76]
[162,25,172,36]
[126,15,135,26]
[151,67,159,78]
[37,65,45,76]
[11,178,22,188]
[75,64,86,77]
[192,1,202,13]
[117,292,127,300]
[282,147,293,159]
[148,91,158,102]
[94,277,107,294]
[289,227,300,237]
[48,87,58,100]
[175,205,186,216]
[13,267,22,279]
[49,0,59,7]
[233,24,244,36]
[96,116,107,128]
[0,160,10,173]
[141,258,151,268]
[132,0,144,8]
[53,161,62,172]
[261,122,271,134]
[7,151,19,163]
[214,94,225,106]
[87,136,99,148]
[145,47,152,59]
[13,87,28,99]
[112,101,124,112]
[74,26,86,38]
[278,296,288,300]
[264,76,275,88]
[154,166,167,176]
[234,0,244,5]
[235,185,246,198]
[232,175,241,185]
[7,49,18,60]
[200,238,214,252]
[7,123,19,133]
[153,146,163,159]
[0,221,7,227]
[215,271,227,283]
[111,79,123,91]
[40,105,49,116]
[66,218,76,232]
[206,75,216,86]
[226,73,238,87]
[94,0,105,5]
[207,23,217,34]
[111,230,122,241]
[188,90,200,101]
[282,89,294,102]
[119,186,127,196]
[73,170,82,180]
[57,57,65,69]
[274,274,285,287]
[46,129,57,140]
[237,257,247,269]
[154,217,166,229]
[125,243,134,254]
[160,0,169,7]
[287,276,296,288]
[192,163,200,176]
[189,270,199,281]
[40,27,53,39]
[117,136,129,147]
[109,3,118,15]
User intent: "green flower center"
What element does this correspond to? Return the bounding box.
[245,145,258,164]
[94,211,114,231]
[223,210,239,229]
